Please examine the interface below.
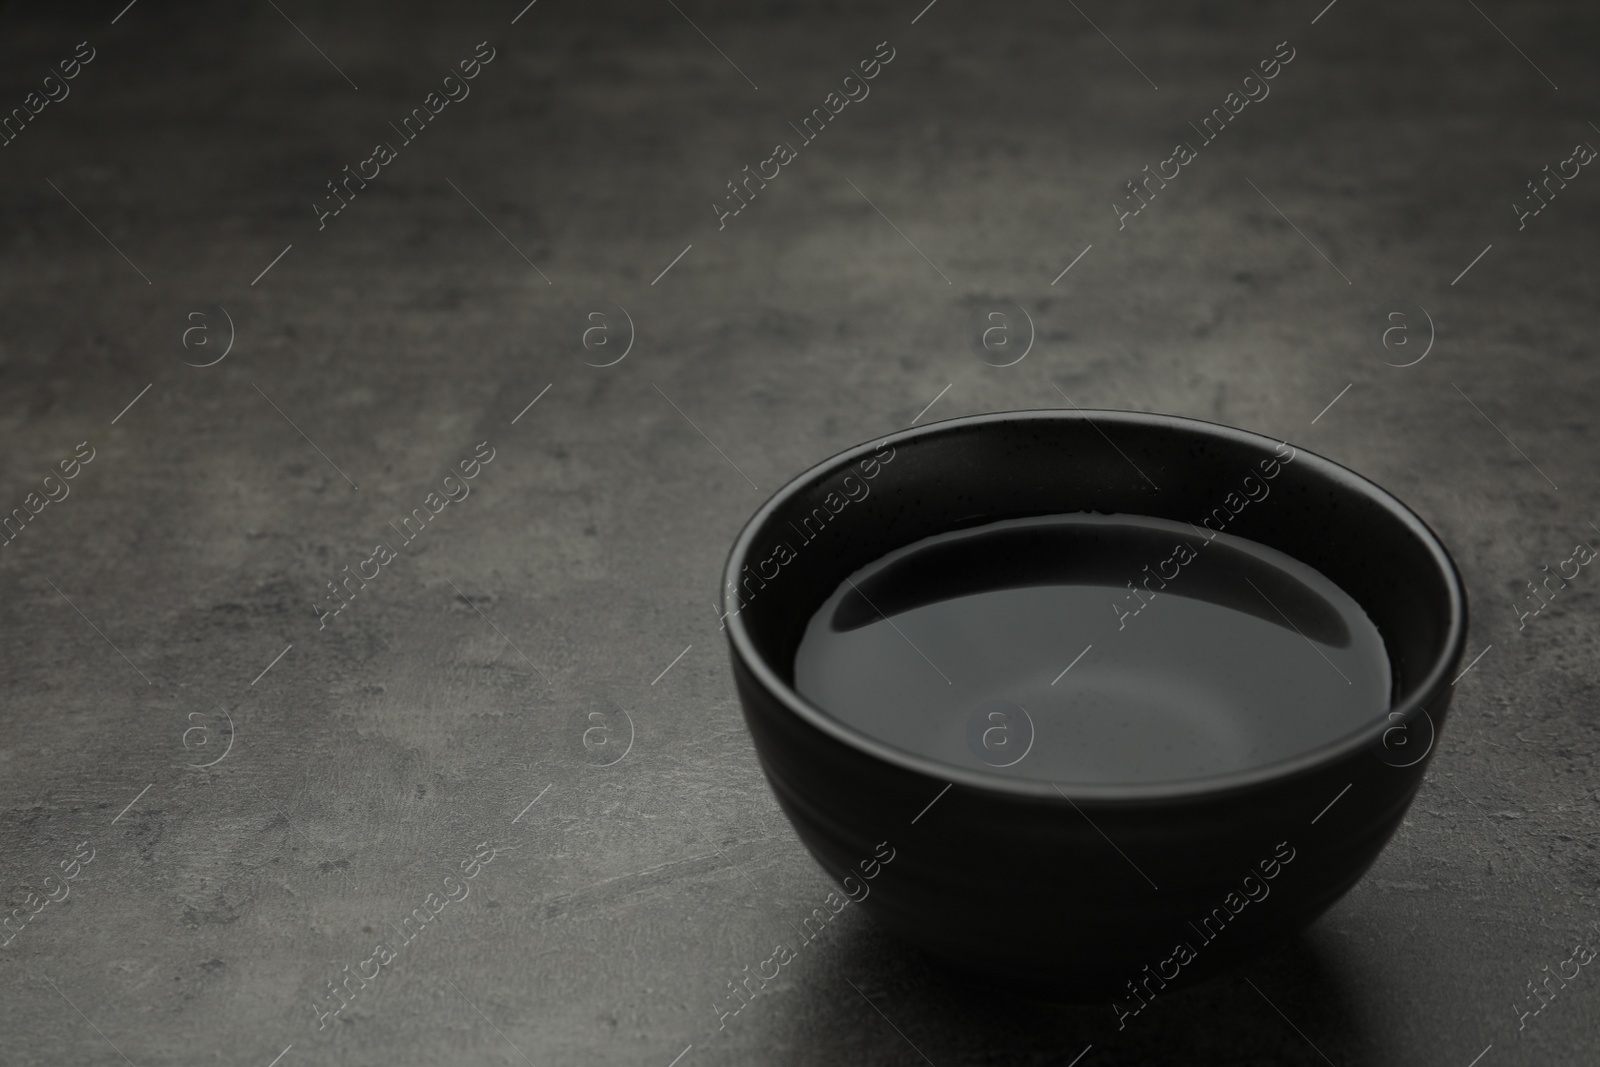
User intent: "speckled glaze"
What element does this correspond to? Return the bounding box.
[722,410,1467,996]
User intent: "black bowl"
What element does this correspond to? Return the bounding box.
[720,410,1467,999]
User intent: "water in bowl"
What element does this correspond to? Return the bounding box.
[792,513,1392,784]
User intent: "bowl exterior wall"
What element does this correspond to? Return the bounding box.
[734,650,1451,994]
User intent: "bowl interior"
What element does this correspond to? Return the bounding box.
[723,410,1465,793]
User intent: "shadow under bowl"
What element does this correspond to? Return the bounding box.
[721,410,1467,997]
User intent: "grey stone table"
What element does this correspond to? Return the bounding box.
[2,0,1597,1063]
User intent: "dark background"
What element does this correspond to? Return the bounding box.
[2,0,1598,1064]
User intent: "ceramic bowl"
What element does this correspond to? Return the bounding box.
[721,410,1467,995]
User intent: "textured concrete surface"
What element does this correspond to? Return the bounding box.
[2,0,1599,1063]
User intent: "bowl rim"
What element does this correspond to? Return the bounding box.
[721,408,1469,802]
